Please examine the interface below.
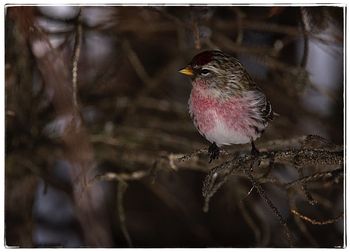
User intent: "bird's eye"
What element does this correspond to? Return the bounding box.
[199,69,211,76]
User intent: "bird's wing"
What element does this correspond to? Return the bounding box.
[261,97,274,121]
[250,88,274,123]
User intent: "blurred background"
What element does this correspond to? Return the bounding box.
[5,5,344,248]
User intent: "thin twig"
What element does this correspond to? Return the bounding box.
[202,154,243,212]
[288,194,318,246]
[300,7,309,68]
[238,200,262,246]
[295,165,317,205]
[213,19,342,45]
[191,12,201,50]
[122,40,152,86]
[244,165,293,247]
[240,186,255,202]
[286,168,343,188]
[72,10,83,117]
[232,7,245,44]
[96,171,148,182]
[291,209,343,225]
[117,181,133,247]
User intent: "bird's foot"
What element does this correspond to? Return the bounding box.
[250,141,260,172]
[208,142,220,163]
[250,141,260,157]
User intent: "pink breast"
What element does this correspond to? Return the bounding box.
[189,85,252,134]
[189,91,217,132]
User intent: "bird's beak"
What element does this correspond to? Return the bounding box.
[179,66,194,76]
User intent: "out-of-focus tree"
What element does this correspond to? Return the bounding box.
[5,5,344,248]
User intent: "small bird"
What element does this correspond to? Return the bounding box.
[179,50,274,163]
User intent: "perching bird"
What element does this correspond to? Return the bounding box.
[179,50,274,163]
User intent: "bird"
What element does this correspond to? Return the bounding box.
[179,50,274,163]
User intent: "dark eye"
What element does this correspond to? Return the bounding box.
[199,69,210,76]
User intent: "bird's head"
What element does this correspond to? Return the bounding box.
[179,50,246,91]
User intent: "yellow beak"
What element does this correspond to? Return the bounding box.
[179,66,194,76]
